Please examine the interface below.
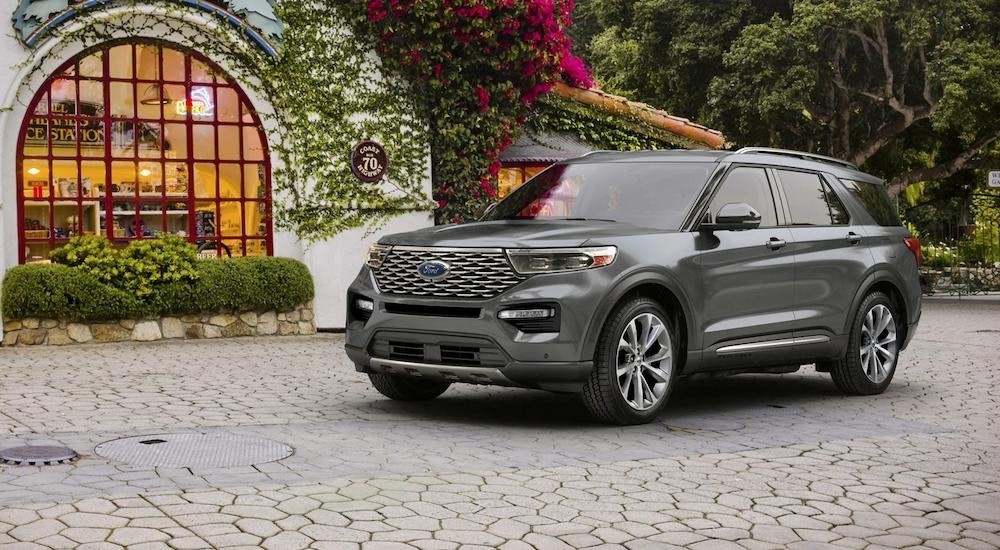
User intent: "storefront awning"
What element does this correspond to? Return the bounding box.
[499,132,594,164]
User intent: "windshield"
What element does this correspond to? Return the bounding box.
[484,161,714,230]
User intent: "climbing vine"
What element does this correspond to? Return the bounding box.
[10,0,594,234]
[365,0,593,223]
[12,0,432,241]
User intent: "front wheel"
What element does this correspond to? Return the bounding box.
[824,291,900,395]
[582,297,677,425]
[368,373,450,401]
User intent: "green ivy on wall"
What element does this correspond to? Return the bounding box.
[11,0,433,241]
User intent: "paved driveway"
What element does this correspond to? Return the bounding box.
[1,298,998,549]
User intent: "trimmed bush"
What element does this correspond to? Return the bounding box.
[2,264,147,322]
[3,257,315,322]
[51,234,199,299]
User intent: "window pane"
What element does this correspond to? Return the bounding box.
[219,201,244,237]
[777,170,837,226]
[843,179,900,226]
[193,163,217,198]
[111,161,137,197]
[192,125,215,160]
[165,162,188,196]
[243,126,264,161]
[110,82,134,118]
[245,201,267,237]
[243,164,265,199]
[218,126,240,160]
[79,118,105,158]
[710,167,777,227]
[82,160,105,197]
[109,45,133,79]
[79,52,103,78]
[162,48,185,83]
[217,88,239,123]
[52,160,79,198]
[79,79,102,106]
[23,162,50,198]
[163,123,187,158]
[218,163,242,198]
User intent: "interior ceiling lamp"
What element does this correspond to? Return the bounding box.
[140,50,172,105]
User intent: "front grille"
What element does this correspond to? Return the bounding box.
[384,303,481,318]
[370,332,507,367]
[374,247,526,299]
[388,341,424,362]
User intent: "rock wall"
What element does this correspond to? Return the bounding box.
[2,303,316,346]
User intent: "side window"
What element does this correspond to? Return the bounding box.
[777,169,849,226]
[842,179,901,226]
[709,167,778,227]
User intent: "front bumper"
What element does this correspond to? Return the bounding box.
[344,267,607,392]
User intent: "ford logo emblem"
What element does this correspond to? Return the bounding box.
[417,260,450,280]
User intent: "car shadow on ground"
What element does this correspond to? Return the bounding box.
[357,370,877,429]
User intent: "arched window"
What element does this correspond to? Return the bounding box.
[17,41,273,262]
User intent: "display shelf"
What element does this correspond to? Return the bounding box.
[111,193,188,198]
[101,210,189,217]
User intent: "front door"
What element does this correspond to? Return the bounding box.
[698,166,798,368]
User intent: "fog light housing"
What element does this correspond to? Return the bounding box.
[498,304,560,333]
[356,298,375,312]
[497,308,555,320]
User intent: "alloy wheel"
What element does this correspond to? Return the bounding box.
[859,304,897,384]
[616,313,672,411]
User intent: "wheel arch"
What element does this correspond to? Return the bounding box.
[582,271,695,373]
[846,270,910,346]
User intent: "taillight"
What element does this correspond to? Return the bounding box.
[903,236,921,266]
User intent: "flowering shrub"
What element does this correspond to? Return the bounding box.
[366,0,593,223]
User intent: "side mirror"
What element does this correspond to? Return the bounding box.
[700,202,761,232]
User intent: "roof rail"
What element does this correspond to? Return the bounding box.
[733,147,858,170]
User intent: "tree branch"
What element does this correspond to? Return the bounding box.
[888,129,1000,195]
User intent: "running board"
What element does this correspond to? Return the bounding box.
[716,335,830,356]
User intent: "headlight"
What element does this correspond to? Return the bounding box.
[365,243,392,269]
[506,246,617,274]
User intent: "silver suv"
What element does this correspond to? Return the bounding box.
[345,148,922,425]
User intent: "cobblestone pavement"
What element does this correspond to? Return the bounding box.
[1,299,998,549]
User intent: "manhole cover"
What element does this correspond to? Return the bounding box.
[95,433,292,468]
[0,446,79,465]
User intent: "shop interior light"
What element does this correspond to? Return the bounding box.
[140,83,173,105]
[26,167,40,175]
[139,169,152,177]
[355,297,375,312]
[498,307,555,320]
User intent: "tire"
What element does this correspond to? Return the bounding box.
[582,297,678,425]
[826,291,900,395]
[368,373,450,401]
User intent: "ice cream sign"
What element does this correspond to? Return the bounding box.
[175,87,215,118]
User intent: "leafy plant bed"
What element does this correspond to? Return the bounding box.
[2,235,316,345]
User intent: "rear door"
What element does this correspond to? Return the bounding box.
[772,168,873,343]
[698,166,797,367]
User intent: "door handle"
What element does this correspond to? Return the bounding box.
[846,232,862,245]
[765,238,786,250]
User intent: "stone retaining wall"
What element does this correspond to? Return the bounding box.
[2,303,315,346]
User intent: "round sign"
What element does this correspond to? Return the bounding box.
[350,140,389,183]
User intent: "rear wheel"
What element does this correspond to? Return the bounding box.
[582,297,677,425]
[825,291,899,395]
[368,373,450,401]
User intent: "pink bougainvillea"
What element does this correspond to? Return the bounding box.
[365,0,593,223]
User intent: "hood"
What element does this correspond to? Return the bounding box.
[379,220,666,248]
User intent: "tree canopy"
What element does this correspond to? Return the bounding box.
[578,0,1000,194]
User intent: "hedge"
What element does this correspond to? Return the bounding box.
[2,257,315,322]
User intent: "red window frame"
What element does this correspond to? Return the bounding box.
[16,40,274,262]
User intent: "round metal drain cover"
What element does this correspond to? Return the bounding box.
[0,446,79,465]
[95,433,292,468]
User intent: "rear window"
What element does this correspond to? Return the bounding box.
[841,179,901,226]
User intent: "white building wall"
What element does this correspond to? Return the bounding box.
[0,0,433,331]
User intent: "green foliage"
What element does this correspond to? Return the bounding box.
[921,242,960,268]
[365,0,591,223]
[13,1,432,241]
[3,257,315,322]
[2,264,147,321]
[50,235,199,299]
[579,0,1000,193]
